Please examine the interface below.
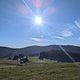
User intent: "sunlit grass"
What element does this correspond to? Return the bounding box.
[0,58,80,80]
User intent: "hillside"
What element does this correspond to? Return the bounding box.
[0,45,80,58]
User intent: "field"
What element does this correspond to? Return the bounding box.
[0,57,80,80]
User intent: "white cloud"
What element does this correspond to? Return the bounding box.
[75,20,80,29]
[31,37,52,42]
[55,36,65,40]
[60,30,73,38]
[31,38,42,42]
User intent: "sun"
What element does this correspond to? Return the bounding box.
[34,16,42,25]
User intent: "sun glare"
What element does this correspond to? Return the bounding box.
[35,16,42,25]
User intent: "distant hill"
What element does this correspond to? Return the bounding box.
[0,45,80,59]
[0,47,18,58]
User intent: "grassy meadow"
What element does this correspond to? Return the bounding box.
[0,57,80,80]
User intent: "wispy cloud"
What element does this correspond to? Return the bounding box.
[31,38,42,42]
[31,37,52,42]
[55,36,65,40]
[60,30,73,38]
[75,19,80,29]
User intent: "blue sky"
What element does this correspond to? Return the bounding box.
[0,0,80,48]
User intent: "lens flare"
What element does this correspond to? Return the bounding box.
[32,0,42,8]
[18,5,28,15]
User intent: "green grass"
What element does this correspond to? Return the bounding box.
[0,57,80,80]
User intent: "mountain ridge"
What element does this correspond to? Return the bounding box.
[0,45,80,58]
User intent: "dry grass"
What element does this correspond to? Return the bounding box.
[0,58,80,80]
[0,59,17,65]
